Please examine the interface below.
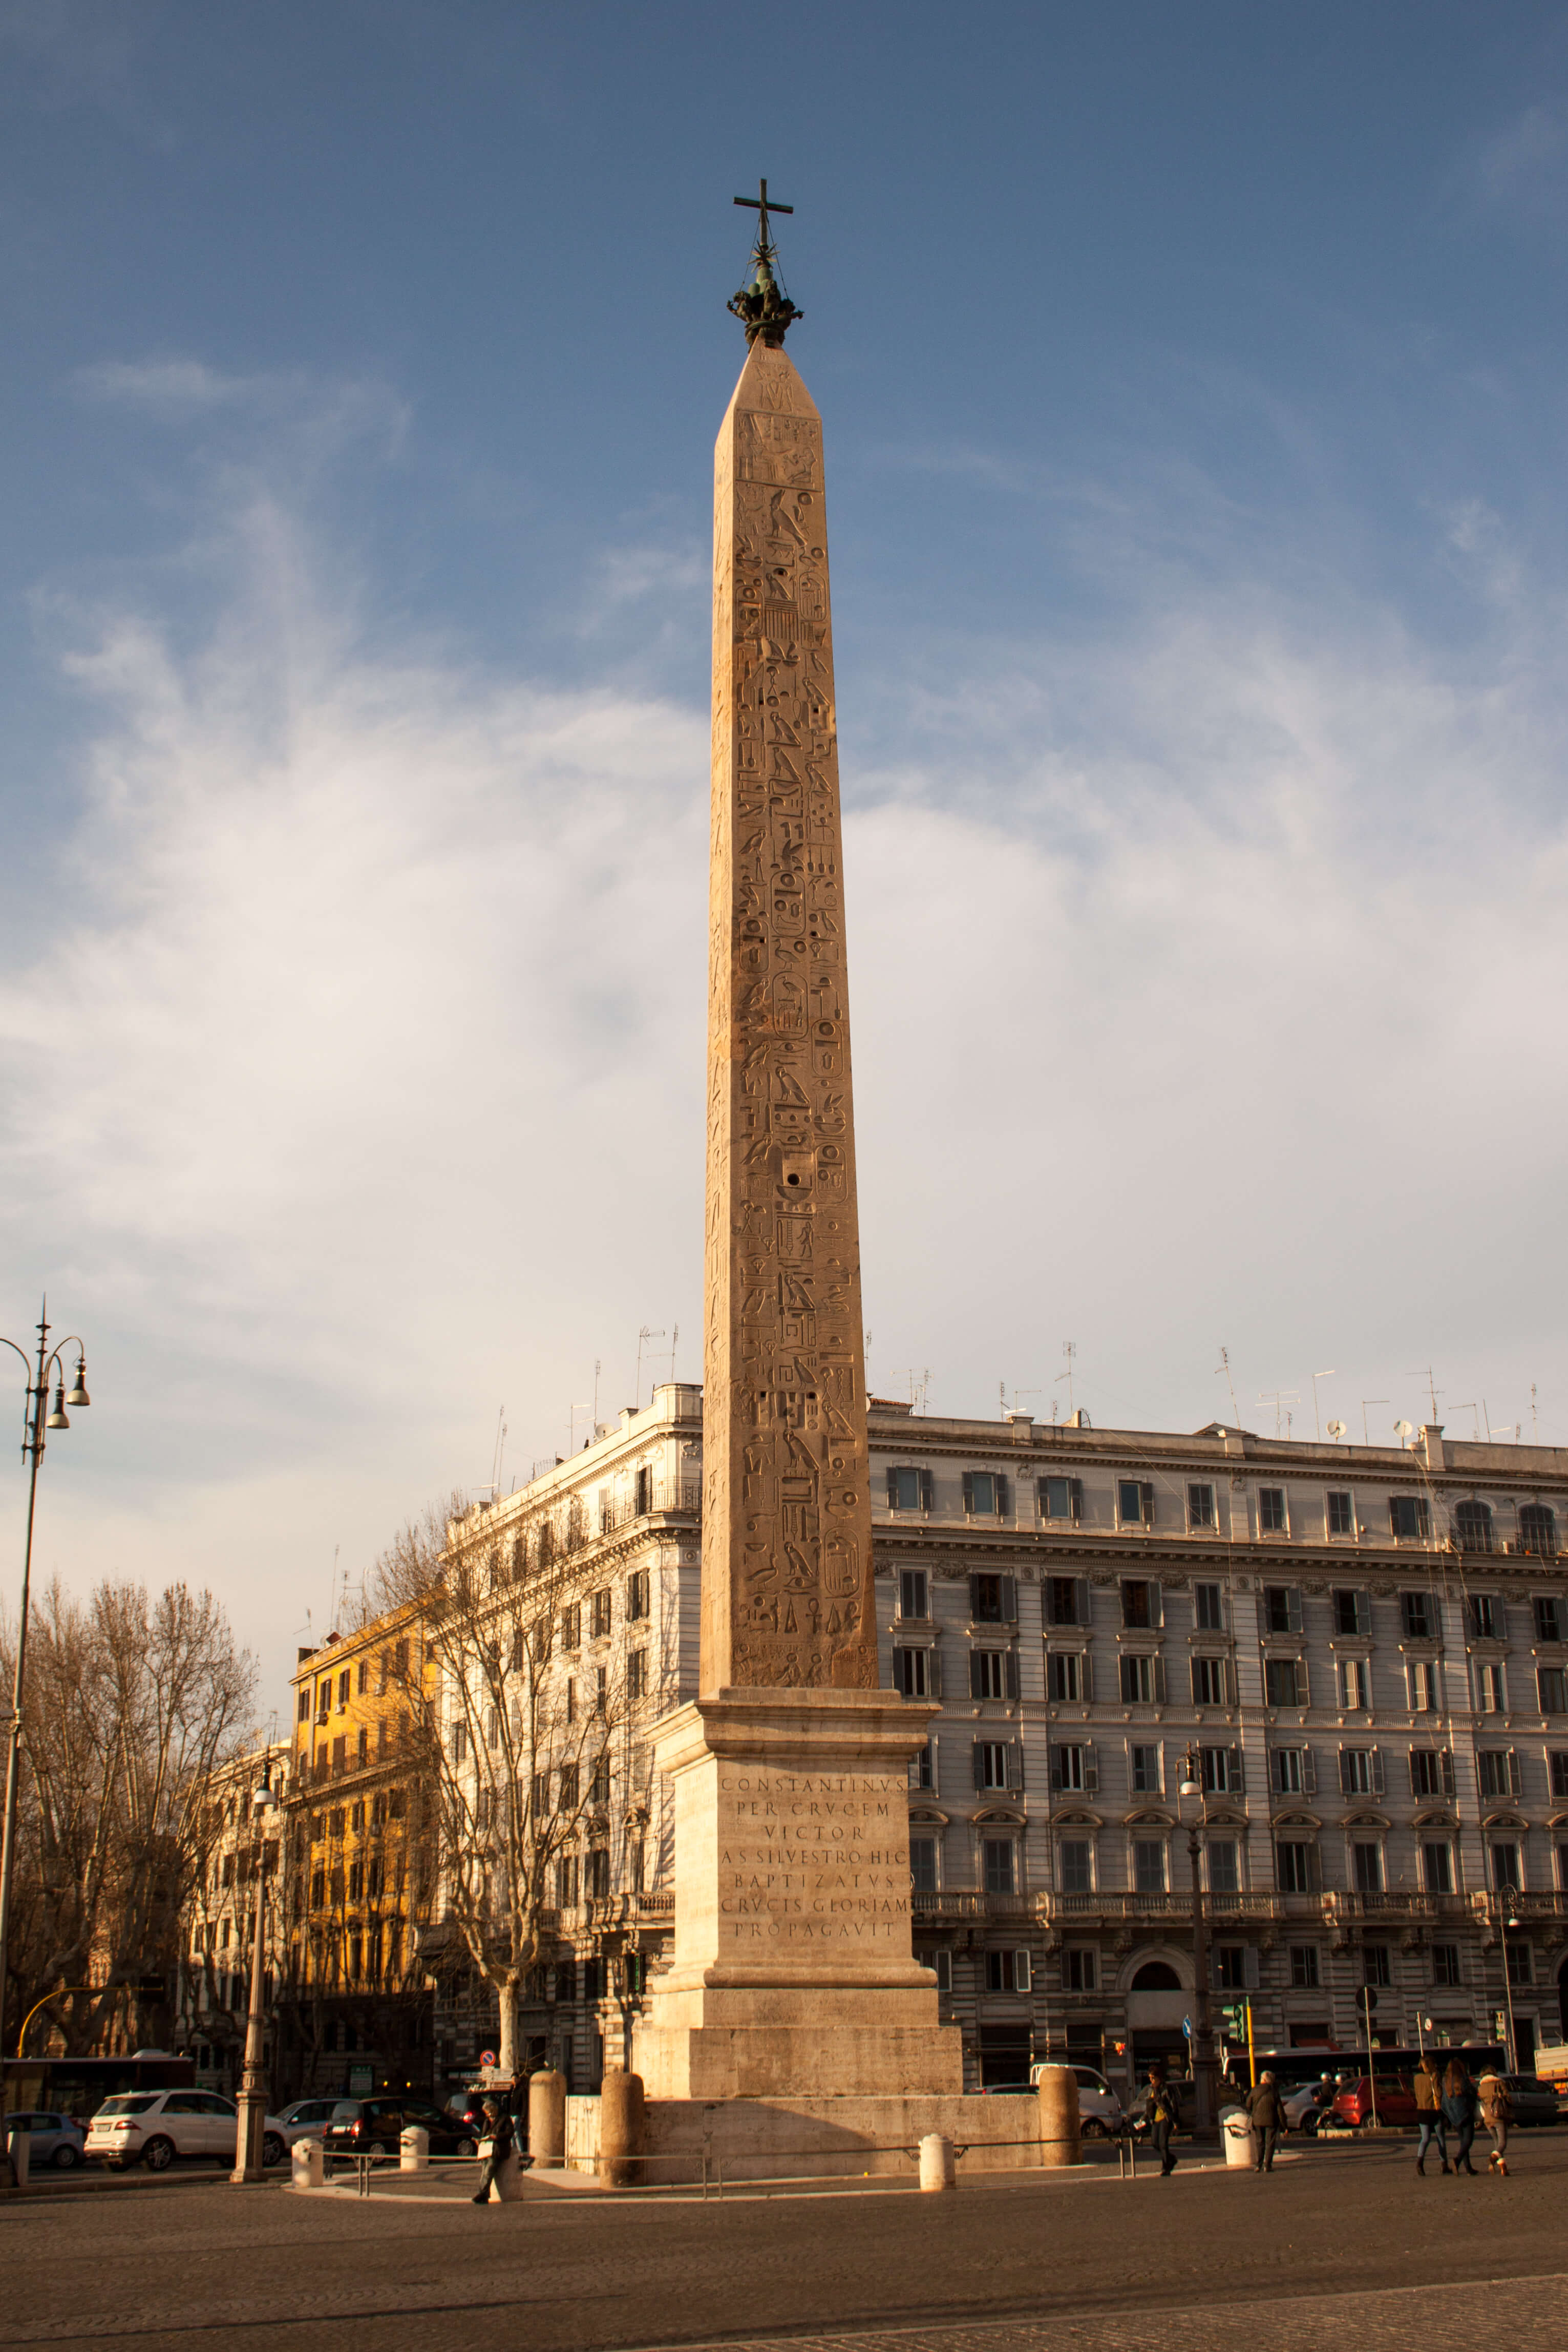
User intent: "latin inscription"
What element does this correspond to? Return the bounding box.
[716,1770,909,1944]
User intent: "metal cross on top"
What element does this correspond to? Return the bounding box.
[729,178,802,348]
[734,177,793,261]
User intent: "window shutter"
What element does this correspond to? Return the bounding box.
[886,1468,899,1508]
[928,1653,942,1700]
[1288,1589,1303,1634]
[1140,1481,1155,1523]
[1225,1657,1238,1706]
[1441,1749,1455,1797]
[1014,1949,1032,1992]
[1301,1747,1317,1797]
[920,1468,933,1511]
[887,1648,901,1693]
[1371,1747,1385,1797]
[1005,1650,1020,1701]
[1070,1477,1083,1522]
[1081,1653,1094,1703]
[1243,1946,1261,1990]
[1001,1574,1018,1621]
[1229,1745,1244,1796]
[1298,1658,1310,1707]
[996,1475,1009,1517]
[934,1949,952,1992]
[1509,1749,1523,1797]
[1152,1655,1167,1705]
[929,1733,939,1785]
[1357,1590,1371,1635]
[962,1472,974,1513]
[1339,1749,1353,1798]
[969,1652,986,1702]
[1050,1747,1064,1792]
[972,1742,987,1792]
[968,1572,983,1617]
[1007,1741,1024,1791]
[1084,1744,1098,1795]
[1075,1576,1090,1626]
[1151,1583,1164,1629]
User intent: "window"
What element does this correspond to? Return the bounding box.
[1133,1839,1167,1894]
[1264,1657,1305,1708]
[1409,1747,1454,1798]
[1538,1668,1568,1714]
[1401,1590,1436,1640]
[1192,1656,1227,1707]
[1332,1590,1368,1636]
[1119,1653,1164,1704]
[625,1570,650,1623]
[1048,1576,1087,1626]
[1466,1593,1502,1640]
[1519,1506,1558,1560]
[1040,1476,1082,1521]
[899,1568,929,1620]
[1408,1659,1440,1712]
[1339,1748,1382,1797]
[531,1772,548,1818]
[1202,1745,1243,1796]
[970,1649,1018,1702]
[337,1670,350,1710]
[973,1740,1020,1791]
[1216,1945,1247,1988]
[1264,1586,1302,1634]
[1058,1839,1092,1894]
[586,1847,610,1901]
[1507,1940,1534,1987]
[1421,1842,1453,1893]
[1534,1594,1563,1643]
[982,1838,1015,1895]
[1121,1579,1160,1629]
[1390,1495,1430,1541]
[1188,1483,1216,1529]
[555,1854,579,1907]
[356,1726,368,1766]
[909,1835,938,1893]
[595,1664,607,1716]
[557,1762,579,1811]
[587,1589,610,1639]
[1193,1582,1224,1631]
[297,1689,310,1723]
[1338,1659,1370,1711]
[1052,1742,1096,1794]
[1551,1752,1568,1800]
[1478,1749,1520,1800]
[1433,1943,1462,1987]
[897,1646,938,1698]
[1064,1947,1096,1991]
[1454,1500,1494,1555]
[450,1721,468,1764]
[915,1947,952,1993]
[560,1603,580,1650]
[1258,1487,1286,1532]
[908,1738,936,1792]
[1352,1842,1384,1894]
[1270,1746,1313,1795]
[1207,1839,1240,1894]
[1118,1478,1153,1526]
[969,1572,1016,1624]
[1049,1652,1084,1702]
[962,1471,1006,1518]
[1290,1945,1320,1989]
[1475,1661,1507,1713]
[627,1650,646,1703]
[1327,1490,1355,1537]
[984,1947,1030,1991]
[1276,1840,1317,1893]
[888,1466,932,1512]
[629,1839,646,1896]
[1363,1942,1391,1986]
[565,1677,577,1724]
[1130,1743,1161,1794]
[1490,1840,1522,1891]
[590,1756,610,1805]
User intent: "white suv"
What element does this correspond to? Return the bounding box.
[86,2089,287,2171]
[1031,2062,1125,2137]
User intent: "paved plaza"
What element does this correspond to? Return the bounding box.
[3,2139,1566,2351]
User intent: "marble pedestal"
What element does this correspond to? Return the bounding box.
[631,1690,963,2101]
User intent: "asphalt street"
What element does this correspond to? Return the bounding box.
[4,2139,1565,2351]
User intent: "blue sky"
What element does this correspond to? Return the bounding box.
[4,3,1568,1697]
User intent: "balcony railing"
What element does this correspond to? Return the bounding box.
[1322,1892,1471,1922]
[597,1481,702,1537]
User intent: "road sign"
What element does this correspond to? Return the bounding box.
[1181,2017,1192,2039]
[480,2049,498,2068]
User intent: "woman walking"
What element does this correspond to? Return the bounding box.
[1477,2067,1512,2176]
[1414,2055,1449,2175]
[1440,2060,1480,2176]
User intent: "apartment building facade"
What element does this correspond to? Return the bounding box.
[174,1738,291,2094]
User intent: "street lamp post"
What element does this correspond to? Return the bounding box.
[0,1304,89,2187]
[1178,1745,1219,2131]
[1496,1893,1521,2074]
[230,1779,278,2184]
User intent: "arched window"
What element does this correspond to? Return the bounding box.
[1519,1504,1557,1559]
[1454,1500,1493,1555]
[1131,1960,1181,1991]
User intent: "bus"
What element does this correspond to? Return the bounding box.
[4,2051,195,2132]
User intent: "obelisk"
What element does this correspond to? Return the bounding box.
[632,195,962,2102]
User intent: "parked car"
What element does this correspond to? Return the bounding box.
[85,2088,287,2171]
[1028,2063,1125,2136]
[1330,2074,1417,2129]
[1498,2074,1563,2128]
[4,2110,86,2169]
[320,2095,480,2158]
[1281,2080,1338,2133]
[275,2097,343,2148]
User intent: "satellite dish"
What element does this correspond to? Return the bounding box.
[1394,1419,1415,1440]
[1326,1419,1346,1440]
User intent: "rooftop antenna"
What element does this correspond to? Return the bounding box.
[1311,1369,1338,1442]
[1406,1367,1443,1420]
[894,1368,932,1415]
[490,1405,507,1495]
[1009,1385,1042,1415]
[323,1544,340,1637]
[635,1327,665,1412]
[1531,1383,1539,1441]
[668,1324,680,1386]
[1258,1390,1300,1441]
[567,1400,592,1452]
[1450,1401,1479,1439]
[1360,1399,1389,1445]
[1482,1399,1493,1442]
[1056,1341,1077,1419]
[1326,1419,1347,1442]
[591,1359,601,1430]
[1216,1346,1241,1427]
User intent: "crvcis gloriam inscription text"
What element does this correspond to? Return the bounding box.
[716,1770,910,1944]
[703,342,878,1696]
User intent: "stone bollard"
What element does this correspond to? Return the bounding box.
[399,2126,429,2172]
[528,2068,567,2170]
[7,2130,29,2191]
[491,2149,525,2201]
[1220,2107,1253,2170]
[918,2132,956,2192]
[599,2070,645,2188]
[291,2137,325,2190]
[1035,2065,1081,2169]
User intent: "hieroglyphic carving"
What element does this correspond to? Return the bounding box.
[702,341,876,1695]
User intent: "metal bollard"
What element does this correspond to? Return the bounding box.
[918,2132,956,2192]
[291,2137,324,2190]
[400,2126,429,2173]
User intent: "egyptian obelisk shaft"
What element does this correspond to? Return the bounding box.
[702,337,876,1697]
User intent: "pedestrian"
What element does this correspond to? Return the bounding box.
[1440,2060,1479,2176]
[1244,2070,1287,2172]
[1414,2055,1450,2176]
[471,2096,515,2207]
[1477,2067,1512,2177]
[1141,2068,1180,2176]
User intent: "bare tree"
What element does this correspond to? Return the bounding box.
[371,1493,644,2076]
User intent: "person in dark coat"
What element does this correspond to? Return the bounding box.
[1440,2061,1479,2176]
[1414,2055,1449,2175]
[1141,2069,1180,2175]
[1244,2071,1287,2171]
[471,2096,516,2206]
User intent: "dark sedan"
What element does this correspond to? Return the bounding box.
[1500,2074,1563,2128]
[320,2096,480,2158]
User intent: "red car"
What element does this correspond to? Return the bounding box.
[1330,2073,1417,2128]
